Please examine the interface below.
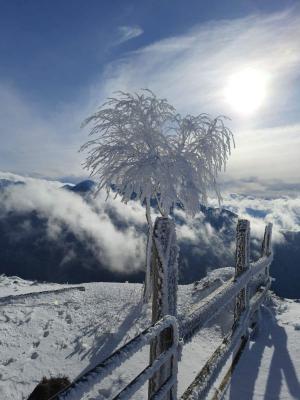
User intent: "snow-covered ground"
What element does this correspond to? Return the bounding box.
[0,271,299,399]
[223,297,300,400]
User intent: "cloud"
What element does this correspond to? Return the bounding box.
[208,190,300,245]
[1,172,300,281]
[220,176,300,197]
[102,9,300,115]
[222,123,300,182]
[0,170,66,187]
[99,8,300,184]
[116,26,143,44]
[0,172,237,276]
[175,208,236,262]
[0,177,146,273]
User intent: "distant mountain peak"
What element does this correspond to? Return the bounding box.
[0,179,25,190]
[63,180,96,193]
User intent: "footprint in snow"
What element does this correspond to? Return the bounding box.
[30,352,39,360]
[20,309,33,324]
[42,320,52,337]
[2,357,15,366]
[2,312,10,323]
[32,340,40,348]
[65,314,73,324]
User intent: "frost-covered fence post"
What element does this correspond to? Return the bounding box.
[233,219,250,326]
[261,222,273,283]
[261,222,272,257]
[148,217,178,400]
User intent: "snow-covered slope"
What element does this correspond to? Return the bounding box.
[1,272,299,400]
[0,270,233,400]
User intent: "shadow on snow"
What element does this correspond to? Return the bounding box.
[228,304,300,400]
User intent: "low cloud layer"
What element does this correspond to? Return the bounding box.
[0,175,146,273]
[210,191,300,245]
[1,172,299,280]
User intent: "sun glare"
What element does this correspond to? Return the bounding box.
[224,68,268,115]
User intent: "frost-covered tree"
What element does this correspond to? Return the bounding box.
[80,90,234,300]
[171,113,234,213]
[80,90,177,299]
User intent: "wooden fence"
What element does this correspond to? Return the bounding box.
[50,315,179,400]
[51,218,273,400]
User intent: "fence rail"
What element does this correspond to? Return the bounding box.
[180,220,273,399]
[180,255,272,340]
[49,219,272,400]
[181,282,271,399]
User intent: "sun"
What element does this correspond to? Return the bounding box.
[224,68,268,115]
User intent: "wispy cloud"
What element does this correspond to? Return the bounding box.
[1,9,300,186]
[100,8,300,184]
[103,9,300,116]
[116,25,143,44]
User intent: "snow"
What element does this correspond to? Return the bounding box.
[0,270,230,399]
[0,275,70,298]
[222,297,300,400]
[1,268,299,400]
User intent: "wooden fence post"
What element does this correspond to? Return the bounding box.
[261,223,273,283]
[261,223,272,257]
[233,219,250,325]
[148,217,178,400]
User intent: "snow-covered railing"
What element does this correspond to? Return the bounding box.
[181,282,271,399]
[0,286,85,306]
[180,220,273,399]
[180,255,272,340]
[49,315,179,400]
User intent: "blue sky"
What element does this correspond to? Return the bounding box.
[0,0,300,189]
[1,0,292,108]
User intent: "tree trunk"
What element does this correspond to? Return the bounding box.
[148,217,178,399]
[143,199,153,302]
